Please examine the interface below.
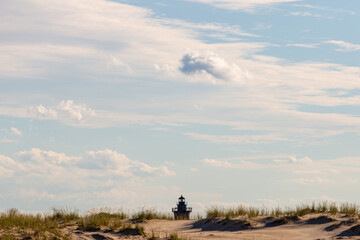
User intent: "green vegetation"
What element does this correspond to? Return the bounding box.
[0,207,132,239]
[132,207,173,221]
[50,207,80,223]
[0,207,175,239]
[0,208,70,239]
[78,207,128,230]
[206,202,360,219]
[206,204,266,219]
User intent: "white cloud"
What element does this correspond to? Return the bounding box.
[287,43,318,48]
[57,100,95,121]
[185,0,301,11]
[325,40,360,52]
[162,19,258,38]
[31,104,58,119]
[79,149,175,177]
[203,158,233,168]
[203,158,267,170]
[0,148,176,210]
[179,51,249,83]
[17,148,78,165]
[0,127,22,143]
[289,156,313,164]
[0,0,203,80]
[0,155,22,177]
[289,11,323,17]
[253,23,272,30]
[10,127,22,136]
[29,100,95,123]
[202,154,360,185]
[13,148,174,178]
[186,132,287,144]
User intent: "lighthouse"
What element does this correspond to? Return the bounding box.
[172,195,192,220]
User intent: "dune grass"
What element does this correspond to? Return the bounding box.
[78,207,128,231]
[0,208,70,239]
[132,207,173,221]
[0,207,174,239]
[205,202,359,219]
[169,232,191,240]
[0,207,133,239]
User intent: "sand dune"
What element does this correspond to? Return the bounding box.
[61,213,360,240]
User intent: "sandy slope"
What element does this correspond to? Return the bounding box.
[64,214,360,240]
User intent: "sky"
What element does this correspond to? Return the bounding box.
[1,0,360,214]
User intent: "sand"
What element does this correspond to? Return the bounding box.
[59,213,360,240]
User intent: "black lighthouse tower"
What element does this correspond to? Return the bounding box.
[172,195,192,220]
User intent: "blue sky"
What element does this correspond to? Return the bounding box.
[1,0,360,213]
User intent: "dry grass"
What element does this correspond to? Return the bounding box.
[169,232,191,240]
[78,207,128,231]
[132,207,173,221]
[0,207,132,239]
[206,202,360,219]
[0,208,70,239]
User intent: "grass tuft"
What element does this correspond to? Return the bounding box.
[132,207,173,221]
[169,232,191,240]
[79,207,128,230]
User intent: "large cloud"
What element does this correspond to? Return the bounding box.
[0,0,203,80]
[0,148,175,210]
[179,51,249,82]
[12,148,175,178]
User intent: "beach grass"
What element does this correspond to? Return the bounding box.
[78,207,128,230]
[132,207,173,221]
[205,202,359,219]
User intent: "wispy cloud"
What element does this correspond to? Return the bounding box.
[287,43,319,48]
[325,40,360,52]
[10,127,22,136]
[289,11,323,18]
[162,19,258,38]
[203,158,267,169]
[293,4,356,15]
[185,0,301,11]
[203,154,360,185]
[186,132,287,144]
[0,127,23,144]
